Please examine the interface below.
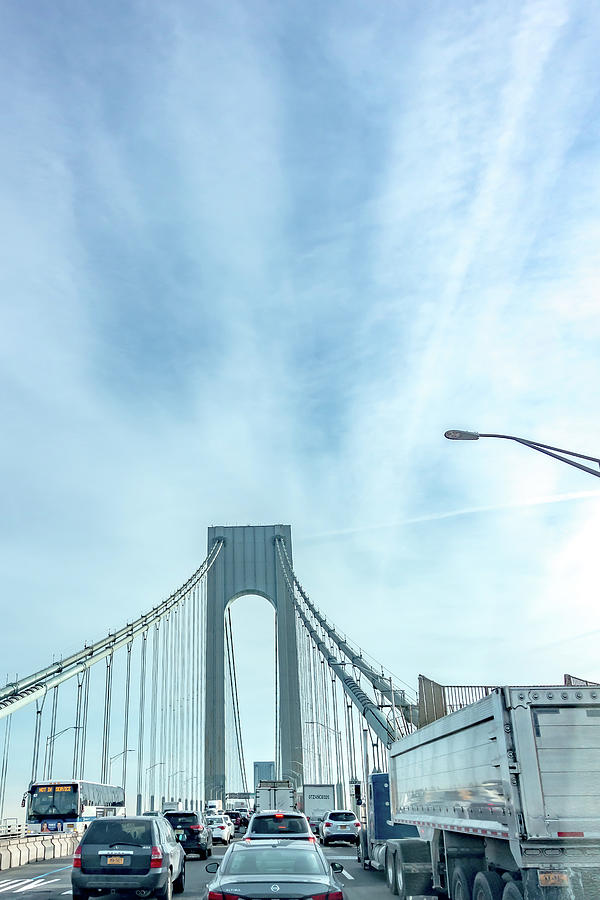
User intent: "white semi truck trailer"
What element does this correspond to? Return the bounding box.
[377,684,599,900]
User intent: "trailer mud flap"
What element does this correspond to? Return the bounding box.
[522,866,600,899]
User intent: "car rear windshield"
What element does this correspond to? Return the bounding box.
[84,819,153,844]
[226,847,325,875]
[207,816,224,824]
[164,813,197,827]
[251,815,309,835]
[329,812,356,822]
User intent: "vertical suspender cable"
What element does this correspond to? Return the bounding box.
[136,630,148,814]
[159,614,169,809]
[122,641,133,789]
[148,623,160,811]
[274,611,279,779]
[101,653,114,783]
[79,667,90,779]
[0,715,12,821]
[31,694,46,784]
[45,685,59,779]
[190,588,197,811]
[72,671,85,779]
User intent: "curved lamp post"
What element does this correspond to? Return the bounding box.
[444,430,600,479]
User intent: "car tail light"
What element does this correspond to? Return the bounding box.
[325,821,332,827]
[308,835,316,843]
[219,825,226,830]
[311,894,343,900]
[207,894,239,900]
[274,813,284,819]
[72,845,82,868]
[150,846,163,868]
[354,821,361,827]
[190,824,203,831]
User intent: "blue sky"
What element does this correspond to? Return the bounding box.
[1,0,600,811]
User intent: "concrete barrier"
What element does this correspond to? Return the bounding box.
[0,846,11,871]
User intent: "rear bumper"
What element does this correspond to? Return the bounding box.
[323,830,359,841]
[72,869,167,892]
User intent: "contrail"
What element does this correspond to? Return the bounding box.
[300,489,600,542]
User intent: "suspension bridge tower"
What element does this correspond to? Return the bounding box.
[204,524,303,804]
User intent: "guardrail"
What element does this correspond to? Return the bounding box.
[0,831,77,871]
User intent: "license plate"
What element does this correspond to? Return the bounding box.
[107,857,124,865]
[176,831,185,839]
[340,825,347,829]
[538,872,569,887]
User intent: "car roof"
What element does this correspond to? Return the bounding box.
[233,840,319,852]
[326,809,355,814]
[253,809,306,816]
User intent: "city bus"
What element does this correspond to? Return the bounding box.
[24,780,126,833]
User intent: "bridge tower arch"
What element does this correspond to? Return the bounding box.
[204,525,303,804]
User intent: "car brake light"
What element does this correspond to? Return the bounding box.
[72,845,82,868]
[190,824,202,831]
[325,821,332,827]
[150,846,163,868]
[219,825,226,830]
[207,893,223,900]
[354,821,361,827]
[327,893,343,900]
[274,813,284,818]
[308,835,316,843]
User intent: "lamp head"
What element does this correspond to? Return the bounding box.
[444,430,479,441]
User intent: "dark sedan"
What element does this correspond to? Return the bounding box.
[72,815,185,900]
[163,810,213,859]
[203,839,344,899]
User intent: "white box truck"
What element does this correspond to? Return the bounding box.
[376,684,600,899]
[302,784,336,831]
[254,780,296,813]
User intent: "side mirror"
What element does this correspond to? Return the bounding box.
[331,862,343,873]
[205,862,220,873]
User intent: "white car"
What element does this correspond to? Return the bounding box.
[319,809,361,845]
[206,813,235,844]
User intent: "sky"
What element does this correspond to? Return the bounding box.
[1,0,600,817]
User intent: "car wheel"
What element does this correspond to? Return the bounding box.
[473,871,505,900]
[155,869,173,900]
[207,846,212,857]
[173,861,185,894]
[199,847,207,860]
[451,863,477,900]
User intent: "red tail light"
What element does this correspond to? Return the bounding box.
[274,813,284,818]
[150,845,163,868]
[207,893,239,900]
[325,821,332,827]
[354,821,361,827]
[190,824,203,831]
[311,894,343,900]
[218,825,226,830]
[72,845,82,868]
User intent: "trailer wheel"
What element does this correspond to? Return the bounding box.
[473,871,504,900]
[501,882,524,900]
[394,839,433,899]
[451,863,476,900]
[385,848,398,895]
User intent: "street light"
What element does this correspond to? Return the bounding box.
[444,430,600,479]
[167,770,185,802]
[43,727,81,780]
[109,749,136,784]
[145,762,165,812]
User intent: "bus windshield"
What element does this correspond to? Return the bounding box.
[30,784,78,818]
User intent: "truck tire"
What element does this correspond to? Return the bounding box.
[385,848,398,895]
[501,883,524,900]
[472,871,504,900]
[451,863,477,900]
[394,839,433,899]
[357,829,370,870]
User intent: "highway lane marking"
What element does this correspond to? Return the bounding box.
[341,869,354,879]
[15,879,62,893]
[61,891,72,895]
[0,883,30,893]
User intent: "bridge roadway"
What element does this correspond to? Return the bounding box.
[0,839,397,900]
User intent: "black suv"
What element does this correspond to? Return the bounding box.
[245,810,313,841]
[162,810,213,859]
[72,815,185,900]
